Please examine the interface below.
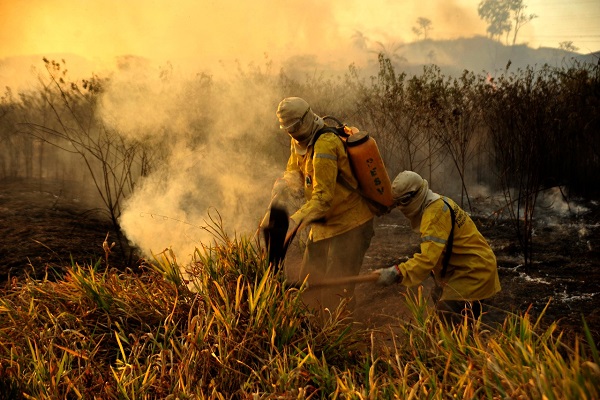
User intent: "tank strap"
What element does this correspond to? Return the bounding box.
[309,126,346,159]
[309,126,352,187]
[430,197,456,303]
[440,197,456,278]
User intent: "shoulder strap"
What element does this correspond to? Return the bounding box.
[310,126,346,159]
[440,197,456,278]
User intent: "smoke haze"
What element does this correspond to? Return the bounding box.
[1,0,598,262]
[2,1,598,81]
[93,62,285,260]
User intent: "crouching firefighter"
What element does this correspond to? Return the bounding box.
[375,171,501,325]
[264,96,375,313]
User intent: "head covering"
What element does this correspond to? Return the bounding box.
[391,171,440,232]
[276,97,324,155]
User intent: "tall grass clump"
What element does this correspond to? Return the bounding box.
[0,220,598,398]
[0,219,368,398]
[367,289,600,399]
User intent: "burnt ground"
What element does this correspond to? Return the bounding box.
[352,197,600,345]
[1,178,599,345]
[286,190,600,346]
[0,178,139,282]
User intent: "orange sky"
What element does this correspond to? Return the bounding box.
[1,0,598,76]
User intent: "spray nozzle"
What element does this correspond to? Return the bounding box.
[323,115,355,138]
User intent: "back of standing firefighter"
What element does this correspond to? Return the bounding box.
[266,96,375,313]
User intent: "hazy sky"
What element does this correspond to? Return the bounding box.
[1,0,598,73]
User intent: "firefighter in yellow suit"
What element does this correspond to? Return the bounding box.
[273,97,375,313]
[377,171,501,323]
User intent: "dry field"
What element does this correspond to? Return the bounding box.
[1,177,599,344]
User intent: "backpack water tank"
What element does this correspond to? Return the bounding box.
[345,130,394,208]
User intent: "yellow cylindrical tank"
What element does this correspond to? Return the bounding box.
[345,129,394,207]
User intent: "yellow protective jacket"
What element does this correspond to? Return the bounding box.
[398,197,501,301]
[283,132,374,241]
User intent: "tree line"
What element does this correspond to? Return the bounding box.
[0,54,598,267]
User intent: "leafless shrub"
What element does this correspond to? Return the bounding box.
[480,65,566,267]
[19,59,154,263]
[348,55,441,178]
[416,66,483,210]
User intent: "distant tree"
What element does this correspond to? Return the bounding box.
[369,41,407,66]
[351,30,370,50]
[478,0,537,45]
[478,0,511,41]
[412,17,433,40]
[427,50,436,64]
[559,41,579,53]
[508,0,537,46]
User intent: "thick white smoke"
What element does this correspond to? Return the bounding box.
[98,61,283,262]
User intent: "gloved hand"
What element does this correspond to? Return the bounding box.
[376,265,402,286]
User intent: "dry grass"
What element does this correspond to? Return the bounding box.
[0,222,598,399]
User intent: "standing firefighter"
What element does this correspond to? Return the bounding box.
[376,171,501,324]
[271,97,375,313]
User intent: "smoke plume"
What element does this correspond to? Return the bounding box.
[99,61,283,262]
